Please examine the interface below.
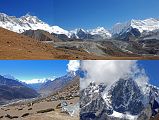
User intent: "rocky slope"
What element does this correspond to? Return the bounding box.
[1,12,159,58]
[0,27,101,59]
[80,78,159,120]
[22,29,62,42]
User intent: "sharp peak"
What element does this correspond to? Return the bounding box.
[116,78,137,85]
[77,28,85,31]
[24,13,35,17]
[21,13,40,20]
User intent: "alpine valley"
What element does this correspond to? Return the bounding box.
[0,70,80,120]
[1,13,159,59]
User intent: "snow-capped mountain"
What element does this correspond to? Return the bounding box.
[21,78,55,91]
[21,78,54,84]
[69,27,111,40]
[111,18,159,35]
[0,13,111,40]
[80,78,159,120]
[39,70,81,94]
[88,27,112,38]
[69,29,88,39]
[0,13,69,35]
[1,12,159,40]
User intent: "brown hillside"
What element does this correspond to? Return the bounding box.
[0,27,61,59]
[0,27,97,59]
[1,27,159,60]
[22,29,62,42]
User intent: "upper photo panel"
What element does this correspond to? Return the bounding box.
[0,0,159,59]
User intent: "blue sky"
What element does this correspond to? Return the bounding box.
[0,0,159,30]
[0,60,68,81]
[138,60,159,87]
[0,60,158,87]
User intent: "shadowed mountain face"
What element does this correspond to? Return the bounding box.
[108,79,144,115]
[0,75,39,105]
[113,27,141,41]
[22,29,62,42]
[80,78,159,120]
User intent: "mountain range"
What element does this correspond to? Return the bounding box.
[0,75,39,105]
[39,70,81,95]
[1,12,159,58]
[1,13,159,40]
[0,70,80,105]
[0,72,80,120]
[80,79,159,120]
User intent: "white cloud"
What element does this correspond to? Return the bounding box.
[133,67,149,94]
[21,77,56,84]
[67,60,80,73]
[80,60,149,90]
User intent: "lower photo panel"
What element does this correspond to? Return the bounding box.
[0,60,80,120]
[0,60,159,120]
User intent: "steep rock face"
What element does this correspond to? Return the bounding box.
[148,85,159,117]
[107,79,144,115]
[80,82,113,120]
[22,29,62,42]
[80,78,159,120]
[113,27,141,41]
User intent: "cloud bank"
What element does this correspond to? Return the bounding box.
[80,60,149,90]
[67,60,80,73]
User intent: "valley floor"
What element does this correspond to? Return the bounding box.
[0,97,79,120]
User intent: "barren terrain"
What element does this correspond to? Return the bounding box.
[0,27,100,59]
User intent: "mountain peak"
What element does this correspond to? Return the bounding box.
[24,13,32,17]
[112,18,159,35]
[1,12,159,40]
[89,26,112,38]
[20,13,43,24]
